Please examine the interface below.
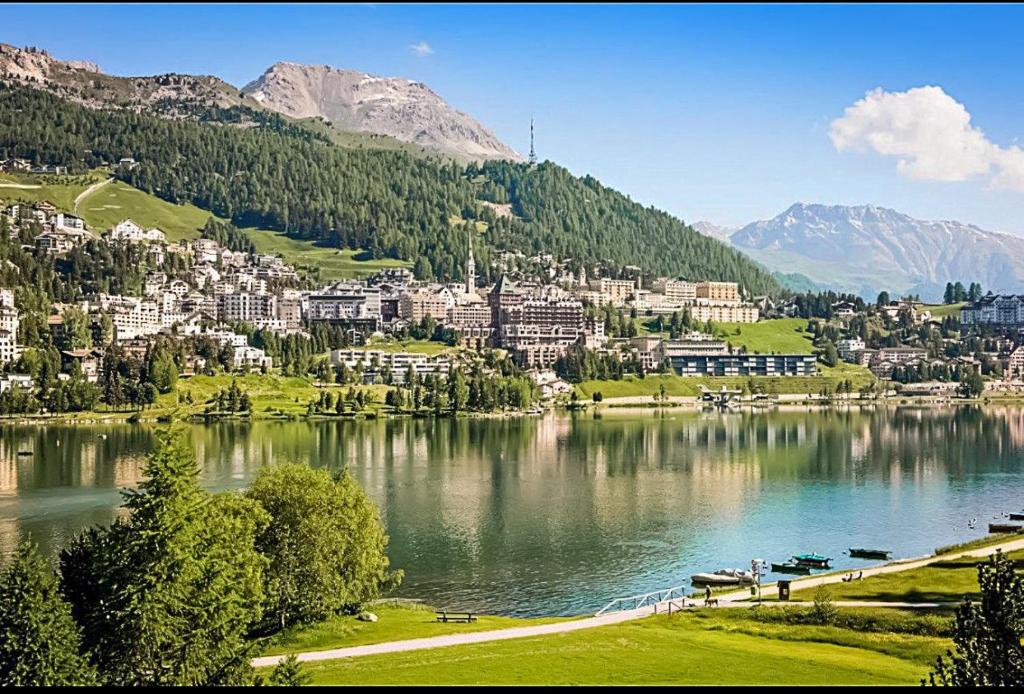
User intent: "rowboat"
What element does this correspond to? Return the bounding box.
[1008,513,1024,522]
[989,523,1023,534]
[690,568,756,586]
[771,561,811,575]
[848,548,892,560]
[791,553,831,569]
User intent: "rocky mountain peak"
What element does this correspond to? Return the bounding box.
[242,61,522,162]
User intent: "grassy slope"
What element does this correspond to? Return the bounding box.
[788,548,1024,604]
[575,367,874,399]
[262,603,566,656]
[715,318,816,354]
[921,302,965,319]
[0,170,103,210]
[576,319,875,398]
[150,373,392,418]
[77,180,213,242]
[2,172,412,278]
[245,228,412,281]
[295,610,939,685]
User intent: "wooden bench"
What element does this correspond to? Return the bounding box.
[436,611,477,623]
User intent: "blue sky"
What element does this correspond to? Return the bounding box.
[2,3,1023,234]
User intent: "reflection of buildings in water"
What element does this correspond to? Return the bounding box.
[0,518,20,559]
[77,441,97,487]
[112,453,145,488]
[0,456,19,493]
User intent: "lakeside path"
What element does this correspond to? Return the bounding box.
[252,535,1024,668]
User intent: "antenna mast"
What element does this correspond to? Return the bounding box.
[529,116,537,166]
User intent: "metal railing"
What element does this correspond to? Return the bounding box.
[595,584,688,616]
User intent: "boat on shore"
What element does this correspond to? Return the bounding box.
[771,561,811,575]
[848,548,892,560]
[791,553,832,569]
[989,523,1022,534]
[690,568,756,586]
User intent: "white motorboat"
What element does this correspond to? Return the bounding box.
[690,568,756,586]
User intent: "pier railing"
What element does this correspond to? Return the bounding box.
[595,584,688,616]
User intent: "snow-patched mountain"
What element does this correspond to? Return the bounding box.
[691,221,736,242]
[728,203,1024,299]
[242,62,522,162]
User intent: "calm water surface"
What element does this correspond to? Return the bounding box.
[2,406,1023,616]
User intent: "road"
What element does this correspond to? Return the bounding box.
[73,176,112,214]
[252,535,1024,668]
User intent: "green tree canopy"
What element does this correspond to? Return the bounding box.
[245,463,400,632]
[0,541,95,686]
[59,428,269,685]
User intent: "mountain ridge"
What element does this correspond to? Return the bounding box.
[725,202,1024,299]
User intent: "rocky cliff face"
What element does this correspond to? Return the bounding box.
[0,43,253,115]
[242,62,521,162]
[729,202,1024,299]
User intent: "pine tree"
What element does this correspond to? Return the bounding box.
[0,541,95,686]
[927,550,1024,686]
[59,428,269,685]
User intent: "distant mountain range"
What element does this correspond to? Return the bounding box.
[695,203,1024,300]
[0,43,519,162]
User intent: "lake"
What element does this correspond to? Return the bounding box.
[2,405,1023,616]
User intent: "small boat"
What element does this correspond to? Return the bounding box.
[690,568,756,586]
[771,561,811,575]
[989,523,1023,534]
[848,548,892,560]
[1009,513,1024,522]
[791,553,832,569]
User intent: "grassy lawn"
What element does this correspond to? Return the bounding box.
[921,303,966,319]
[787,549,1024,604]
[575,366,875,399]
[150,373,392,418]
[77,180,213,241]
[357,338,458,356]
[715,318,816,354]
[262,602,567,656]
[0,170,105,211]
[246,228,411,281]
[292,609,941,685]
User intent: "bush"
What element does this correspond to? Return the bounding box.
[811,586,837,625]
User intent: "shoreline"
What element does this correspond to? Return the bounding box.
[4,393,1024,425]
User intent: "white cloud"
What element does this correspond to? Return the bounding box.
[409,41,433,57]
[830,85,1024,191]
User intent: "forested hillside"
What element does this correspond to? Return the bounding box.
[0,83,778,294]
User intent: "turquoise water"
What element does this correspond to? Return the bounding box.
[2,405,1023,616]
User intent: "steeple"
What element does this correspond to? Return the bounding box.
[466,228,476,296]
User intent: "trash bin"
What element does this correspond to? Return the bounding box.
[778,580,791,601]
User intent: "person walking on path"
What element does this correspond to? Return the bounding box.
[704,584,712,606]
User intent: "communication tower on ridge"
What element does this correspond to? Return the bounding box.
[529,117,537,166]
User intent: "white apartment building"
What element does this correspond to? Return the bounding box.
[837,338,866,362]
[329,349,451,384]
[109,219,166,244]
[0,288,19,366]
[217,292,277,324]
[654,279,698,304]
[94,294,162,340]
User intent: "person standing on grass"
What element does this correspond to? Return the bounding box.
[704,584,712,605]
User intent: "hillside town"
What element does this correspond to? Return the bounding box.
[3,196,1024,413]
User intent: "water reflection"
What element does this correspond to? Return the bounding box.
[2,405,1023,615]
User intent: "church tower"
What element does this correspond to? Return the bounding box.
[466,229,476,296]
